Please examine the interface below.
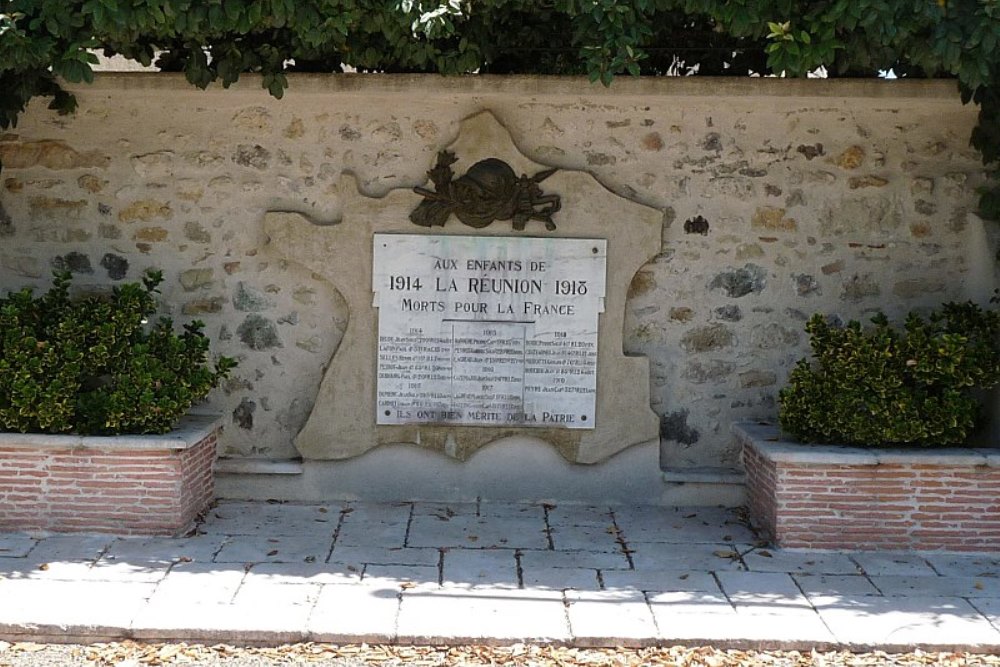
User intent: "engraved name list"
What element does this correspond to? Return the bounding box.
[373,234,607,429]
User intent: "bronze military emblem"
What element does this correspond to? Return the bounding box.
[410,151,561,231]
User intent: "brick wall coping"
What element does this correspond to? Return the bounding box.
[733,421,1000,467]
[0,413,222,451]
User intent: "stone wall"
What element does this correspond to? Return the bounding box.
[0,74,995,482]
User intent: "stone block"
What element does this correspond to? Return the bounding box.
[812,595,1000,650]
[564,589,658,646]
[308,582,401,642]
[213,534,335,564]
[398,585,570,643]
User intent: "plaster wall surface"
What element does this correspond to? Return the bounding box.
[0,74,995,500]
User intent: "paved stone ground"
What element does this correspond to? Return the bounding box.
[0,500,999,652]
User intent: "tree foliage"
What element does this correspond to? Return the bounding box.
[0,0,998,216]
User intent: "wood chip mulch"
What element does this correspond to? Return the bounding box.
[2,641,1000,667]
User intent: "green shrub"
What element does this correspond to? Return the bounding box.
[778,302,1000,447]
[0,270,235,435]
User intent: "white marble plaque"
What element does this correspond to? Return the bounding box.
[373,234,606,429]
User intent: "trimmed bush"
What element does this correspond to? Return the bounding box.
[0,270,235,435]
[779,302,1000,447]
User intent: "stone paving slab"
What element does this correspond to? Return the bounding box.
[363,563,439,587]
[198,501,343,535]
[871,575,1000,598]
[647,590,742,644]
[397,585,570,644]
[811,595,1000,651]
[600,569,719,593]
[131,600,313,644]
[336,520,408,549]
[214,534,334,564]
[924,554,1000,577]
[792,573,881,597]
[741,549,860,575]
[518,548,627,571]
[441,548,517,587]
[544,504,612,527]
[0,579,157,636]
[232,579,322,607]
[548,523,622,551]
[521,566,601,591]
[246,561,360,585]
[849,552,939,577]
[150,562,247,605]
[0,499,999,651]
[476,502,547,521]
[76,559,174,583]
[19,534,111,561]
[627,540,749,571]
[716,570,806,603]
[407,514,549,550]
[340,502,412,525]
[0,534,36,558]
[308,582,400,643]
[328,545,440,569]
[104,534,227,564]
[616,508,755,545]
[973,598,1000,632]
[564,589,659,647]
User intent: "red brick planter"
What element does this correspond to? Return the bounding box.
[736,422,1000,552]
[0,414,221,536]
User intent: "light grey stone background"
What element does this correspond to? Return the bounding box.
[0,74,996,495]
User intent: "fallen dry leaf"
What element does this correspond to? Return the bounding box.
[12,643,45,652]
[8,639,1000,667]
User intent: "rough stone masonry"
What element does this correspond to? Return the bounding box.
[0,74,995,483]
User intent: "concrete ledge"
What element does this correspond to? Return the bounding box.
[215,458,304,475]
[732,422,993,466]
[217,438,744,506]
[72,72,964,102]
[0,413,222,451]
[661,466,745,485]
